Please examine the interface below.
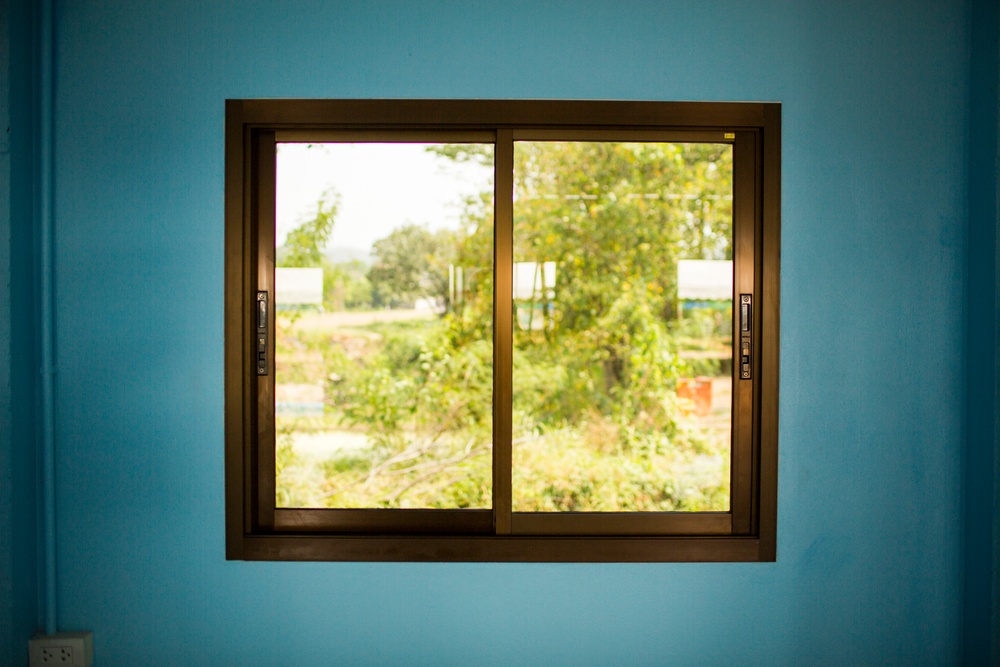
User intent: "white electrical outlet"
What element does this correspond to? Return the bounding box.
[29,632,93,667]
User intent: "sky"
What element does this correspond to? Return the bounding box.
[275,143,493,257]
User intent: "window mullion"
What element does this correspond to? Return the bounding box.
[731,131,757,535]
[254,130,277,532]
[493,130,514,535]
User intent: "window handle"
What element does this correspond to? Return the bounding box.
[739,294,751,379]
[256,291,268,375]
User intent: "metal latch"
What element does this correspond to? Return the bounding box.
[256,291,268,376]
[739,294,751,380]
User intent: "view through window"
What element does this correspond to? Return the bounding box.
[274,143,495,509]
[273,140,733,514]
[511,141,733,512]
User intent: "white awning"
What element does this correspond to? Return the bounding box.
[276,267,324,305]
[513,261,557,300]
[677,260,732,300]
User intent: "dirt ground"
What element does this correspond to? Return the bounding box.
[290,308,437,332]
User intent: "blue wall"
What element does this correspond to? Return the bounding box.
[3,0,996,664]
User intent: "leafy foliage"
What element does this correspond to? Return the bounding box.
[280,188,338,268]
[368,225,455,308]
[325,260,372,311]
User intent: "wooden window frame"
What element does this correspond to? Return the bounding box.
[224,99,780,562]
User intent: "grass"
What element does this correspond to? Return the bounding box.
[274,309,730,512]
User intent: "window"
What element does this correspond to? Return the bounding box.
[225,99,780,561]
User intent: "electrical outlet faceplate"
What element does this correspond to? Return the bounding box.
[29,632,94,667]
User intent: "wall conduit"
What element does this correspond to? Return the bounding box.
[38,0,57,635]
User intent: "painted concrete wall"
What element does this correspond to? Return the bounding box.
[4,0,993,664]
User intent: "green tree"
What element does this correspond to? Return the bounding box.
[278,188,338,269]
[434,141,733,445]
[429,140,732,323]
[509,141,731,330]
[277,189,374,311]
[325,260,373,311]
[368,224,456,308]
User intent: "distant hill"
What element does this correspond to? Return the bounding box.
[325,246,372,265]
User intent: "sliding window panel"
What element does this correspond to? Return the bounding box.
[510,140,734,514]
[271,141,496,510]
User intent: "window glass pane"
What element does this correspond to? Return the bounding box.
[511,141,733,512]
[274,143,494,509]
